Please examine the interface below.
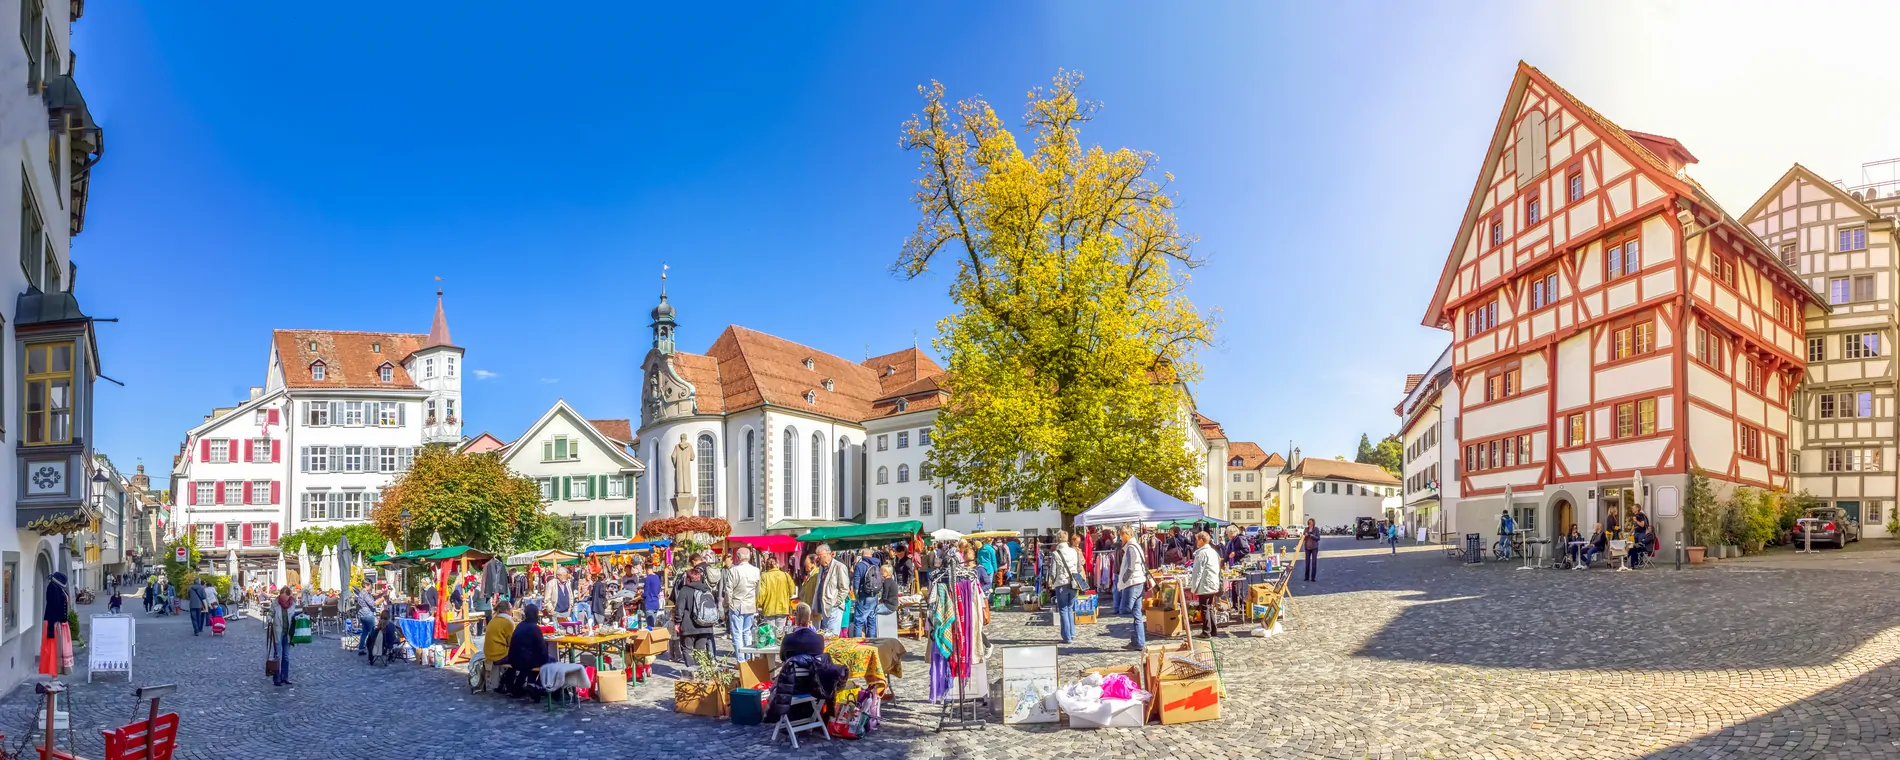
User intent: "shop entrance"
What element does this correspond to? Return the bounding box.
[1553,498,1574,538]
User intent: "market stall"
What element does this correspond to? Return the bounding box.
[795,520,923,550]
[1073,476,1208,527]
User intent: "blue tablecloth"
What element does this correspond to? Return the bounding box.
[398,618,435,651]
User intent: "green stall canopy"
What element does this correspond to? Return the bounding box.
[796,520,923,547]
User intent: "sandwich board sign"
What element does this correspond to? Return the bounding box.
[88,614,133,682]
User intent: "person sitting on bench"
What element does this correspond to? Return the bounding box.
[498,601,552,697]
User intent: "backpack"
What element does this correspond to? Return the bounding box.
[855,565,881,602]
[688,587,721,629]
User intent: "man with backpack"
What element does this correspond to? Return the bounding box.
[672,566,721,658]
[187,579,209,636]
[849,553,882,638]
[1047,531,1082,644]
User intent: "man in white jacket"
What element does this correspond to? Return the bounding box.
[1049,531,1083,644]
[721,547,762,651]
[1116,525,1148,650]
[1188,531,1223,638]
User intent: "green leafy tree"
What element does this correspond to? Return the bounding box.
[896,71,1214,517]
[1682,469,1718,546]
[280,524,390,555]
[162,534,201,592]
[516,512,583,553]
[1369,435,1404,477]
[369,446,550,554]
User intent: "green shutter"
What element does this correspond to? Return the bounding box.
[625,512,635,538]
[597,475,608,500]
[590,515,600,539]
[562,476,571,500]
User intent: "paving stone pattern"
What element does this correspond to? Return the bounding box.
[0,539,1896,758]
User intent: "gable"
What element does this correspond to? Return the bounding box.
[502,400,642,471]
[1743,164,1880,242]
[1422,62,1693,329]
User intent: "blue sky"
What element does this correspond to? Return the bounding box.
[73,2,1900,482]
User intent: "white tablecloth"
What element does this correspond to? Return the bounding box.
[539,661,590,691]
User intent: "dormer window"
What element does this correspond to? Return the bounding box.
[803,390,817,404]
[378,362,394,383]
[885,366,896,377]
[1230,457,1243,467]
[372,342,381,353]
[896,398,909,412]
[803,358,815,370]
[822,378,835,391]
[307,341,317,351]
[310,361,326,381]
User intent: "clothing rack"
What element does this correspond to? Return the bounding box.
[931,557,986,731]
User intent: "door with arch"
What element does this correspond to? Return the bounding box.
[1552,498,1574,541]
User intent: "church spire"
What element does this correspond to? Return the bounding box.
[650,264,677,355]
[425,288,453,348]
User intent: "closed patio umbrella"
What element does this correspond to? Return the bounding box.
[275,550,287,591]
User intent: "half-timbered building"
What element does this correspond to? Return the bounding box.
[1744,163,1899,536]
[1421,63,1823,544]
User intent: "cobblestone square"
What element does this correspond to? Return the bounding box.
[5,539,1899,759]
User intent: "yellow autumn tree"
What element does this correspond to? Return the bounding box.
[897,71,1214,518]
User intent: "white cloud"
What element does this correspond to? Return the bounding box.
[540,377,560,384]
[473,369,498,380]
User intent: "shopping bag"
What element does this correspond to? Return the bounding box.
[290,614,313,644]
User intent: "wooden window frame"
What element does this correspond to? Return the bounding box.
[1845,332,1881,360]
[22,340,72,446]
[1854,274,1877,303]
[1566,165,1583,203]
[1566,412,1587,448]
[1738,425,1762,461]
[1490,213,1504,248]
[1693,325,1726,369]
[1604,227,1640,282]
[1808,336,1825,363]
[1525,188,1542,225]
[1840,226,1867,252]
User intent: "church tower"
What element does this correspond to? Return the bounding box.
[651,285,677,354]
[412,290,465,445]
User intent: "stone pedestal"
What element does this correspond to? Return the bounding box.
[671,495,697,517]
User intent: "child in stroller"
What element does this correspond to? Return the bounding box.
[366,610,403,665]
[209,605,228,636]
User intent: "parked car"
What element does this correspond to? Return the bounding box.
[1792,507,1861,549]
[1263,525,1287,540]
[1354,516,1380,540]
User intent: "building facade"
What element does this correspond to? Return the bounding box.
[1222,442,1285,528]
[496,400,644,545]
[1743,164,1897,535]
[1397,345,1461,537]
[1278,456,1402,530]
[175,295,463,548]
[0,0,109,696]
[635,291,1229,536]
[1421,63,1820,543]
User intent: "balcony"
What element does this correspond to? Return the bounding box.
[43,74,104,236]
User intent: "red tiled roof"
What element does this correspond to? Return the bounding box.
[461,432,507,454]
[588,419,633,445]
[1227,442,1275,470]
[1263,452,1286,467]
[1291,458,1400,486]
[663,327,953,424]
[864,348,946,396]
[670,352,726,415]
[425,293,454,348]
[273,330,425,389]
[1403,374,1426,395]
[1195,413,1226,440]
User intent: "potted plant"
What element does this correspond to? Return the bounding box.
[675,647,736,717]
[1683,471,1716,563]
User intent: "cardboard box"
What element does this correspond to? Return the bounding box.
[1082,664,1139,680]
[737,656,773,691]
[1144,609,1184,638]
[1157,673,1221,725]
[674,680,730,718]
[595,669,629,703]
[630,628,671,658]
[1075,610,1097,625]
[1068,697,1148,729]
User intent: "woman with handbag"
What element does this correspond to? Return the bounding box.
[266,586,297,686]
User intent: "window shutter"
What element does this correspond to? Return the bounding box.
[242,523,252,545]
[201,440,211,461]
[272,440,282,463]
[242,439,252,462]
[268,408,280,426]
[299,402,309,424]
[186,482,195,506]
[300,447,309,473]
[214,523,225,547]
[271,481,280,505]
[625,513,635,538]
[562,477,571,500]
[330,401,342,423]
[398,402,406,426]
[214,481,224,505]
[544,441,553,461]
[269,523,280,544]
[241,483,251,505]
[587,516,598,540]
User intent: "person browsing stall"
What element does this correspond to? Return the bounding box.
[1189,531,1223,638]
[1117,525,1149,650]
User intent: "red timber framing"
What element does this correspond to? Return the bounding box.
[1420,62,1823,501]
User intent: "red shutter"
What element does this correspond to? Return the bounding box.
[186,482,195,506]
[272,440,281,463]
[242,523,253,545]
[269,523,280,544]
[271,481,280,504]
[200,440,211,461]
[214,523,225,547]
[214,481,224,505]
[244,439,253,462]
[268,408,280,426]
[242,482,252,505]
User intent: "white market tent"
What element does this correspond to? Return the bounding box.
[1073,476,1207,527]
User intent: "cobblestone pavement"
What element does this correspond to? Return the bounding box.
[3,539,1900,758]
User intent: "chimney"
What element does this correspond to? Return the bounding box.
[250,386,263,401]
[1292,446,1302,469]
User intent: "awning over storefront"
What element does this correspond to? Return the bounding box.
[582,540,671,555]
[718,535,798,553]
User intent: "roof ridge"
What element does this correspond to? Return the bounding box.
[274,329,429,338]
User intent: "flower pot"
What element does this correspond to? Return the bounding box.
[1703,545,1722,560]
[1686,545,1706,564]
[1724,544,1741,558]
